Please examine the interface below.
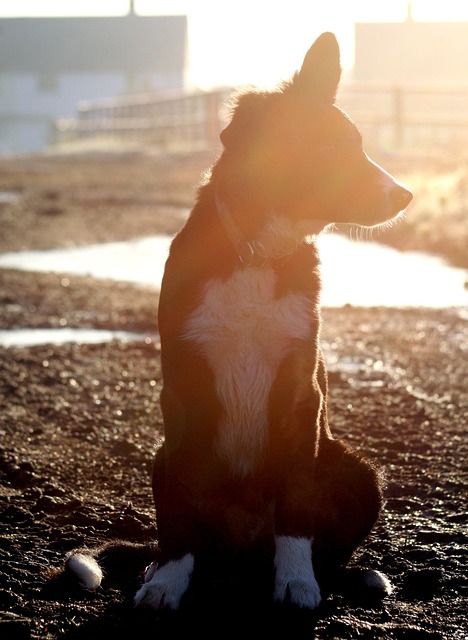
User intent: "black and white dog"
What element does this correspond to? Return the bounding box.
[67,32,412,612]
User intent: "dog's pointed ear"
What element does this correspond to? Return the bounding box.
[292,32,341,101]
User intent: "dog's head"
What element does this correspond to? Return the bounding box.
[216,32,412,240]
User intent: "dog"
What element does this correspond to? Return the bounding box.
[66,32,412,612]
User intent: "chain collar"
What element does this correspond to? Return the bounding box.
[215,192,265,266]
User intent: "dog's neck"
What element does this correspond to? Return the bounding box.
[215,192,260,266]
[215,192,328,266]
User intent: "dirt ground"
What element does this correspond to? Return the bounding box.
[0,153,467,639]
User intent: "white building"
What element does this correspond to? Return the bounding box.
[354,9,468,85]
[0,10,188,154]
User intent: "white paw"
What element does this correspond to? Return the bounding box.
[135,579,181,610]
[276,577,321,609]
[142,561,158,583]
[274,535,321,610]
[134,554,194,610]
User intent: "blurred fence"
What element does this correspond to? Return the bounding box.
[339,83,468,153]
[53,84,468,153]
[53,89,231,152]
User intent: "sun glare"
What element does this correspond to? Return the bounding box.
[2,0,468,89]
[159,0,468,90]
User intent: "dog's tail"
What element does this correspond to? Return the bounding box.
[48,541,159,593]
[66,550,103,590]
[340,567,393,601]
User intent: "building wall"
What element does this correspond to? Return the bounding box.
[354,20,468,85]
[0,14,188,154]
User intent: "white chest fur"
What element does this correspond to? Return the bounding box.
[183,267,314,476]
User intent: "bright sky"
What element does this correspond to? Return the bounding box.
[2,0,468,89]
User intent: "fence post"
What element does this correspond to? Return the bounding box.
[205,91,222,149]
[393,86,403,148]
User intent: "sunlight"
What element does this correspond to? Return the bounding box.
[3,1,468,89]
[0,0,129,17]
[138,0,468,89]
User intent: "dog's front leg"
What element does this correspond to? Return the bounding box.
[271,396,323,609]
[134,443,196,611]
[273,534,321,609]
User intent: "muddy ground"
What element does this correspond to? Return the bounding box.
[0,153,467,639]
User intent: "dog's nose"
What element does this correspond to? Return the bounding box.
[392,185,413,211]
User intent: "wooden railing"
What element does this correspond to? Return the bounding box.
[338,83,468,151]
[53,88,232,152]
[53,84,468,153]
